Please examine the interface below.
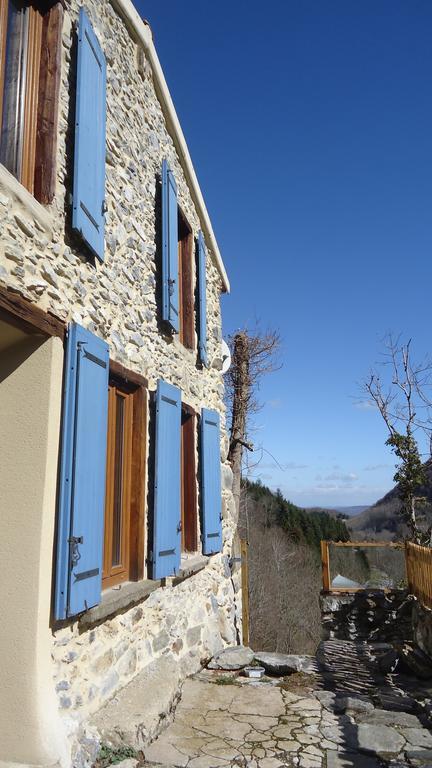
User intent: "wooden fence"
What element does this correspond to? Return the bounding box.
[405,541,432,609]
[320,540,405,593]
[321,540,432,609]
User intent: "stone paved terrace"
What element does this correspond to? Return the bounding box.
[125,640,432,768]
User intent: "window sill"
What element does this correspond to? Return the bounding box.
[78,556,209,628]
[0,164,53,235]
[175,553,209,583]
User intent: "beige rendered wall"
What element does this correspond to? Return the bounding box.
[0,334,68,768]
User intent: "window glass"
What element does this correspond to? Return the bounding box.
[0,0,29,179]
[112,393,125,568]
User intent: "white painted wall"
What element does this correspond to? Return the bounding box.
[0,333,68,768]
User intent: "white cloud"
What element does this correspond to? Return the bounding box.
[267,398,282,409]
[363,463,393,471]
[324,471,358,483]
[353,399,376,411]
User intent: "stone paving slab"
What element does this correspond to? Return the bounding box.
[140,667,432,768]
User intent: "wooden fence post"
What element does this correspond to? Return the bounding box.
[241,539,250,646]
[321,540,331,592]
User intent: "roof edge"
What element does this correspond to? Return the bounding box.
[109,0,230,293]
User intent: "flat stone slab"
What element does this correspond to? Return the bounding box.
[336,696,375,714]
[400,727,432,748]
[405,749,432,764]
[253,652,318,676]
[326,753,382,768]
[357,708,421,728]
[207,645,254,670]
[357,723,406,754]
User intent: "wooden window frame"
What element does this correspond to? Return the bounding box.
[178,208,195,350]
[102,371,147,589]
[0,0,63,202]
[181,405,198,553]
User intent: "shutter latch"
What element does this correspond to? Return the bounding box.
[69,536,84,568]
[102,199,108,215]
[168,278,176,296]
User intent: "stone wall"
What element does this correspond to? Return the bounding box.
[412,600,432,659]
[0,0,225,410]
[0,0,239,763]
[54,555,239,760]
[320,590,414,644]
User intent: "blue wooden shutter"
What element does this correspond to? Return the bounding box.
[162,159,179,332]
[72,8,106,261]
[201,408,222,554]
[153,379,181,578]
[55,323,109,619]
[197,231,208,367]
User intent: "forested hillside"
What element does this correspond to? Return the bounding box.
[348,459,432,540]
[238,479,351,654]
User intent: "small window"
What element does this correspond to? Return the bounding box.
[0,0,62,201]
[178,209,195,350]
[103,376,146,588]
[181,406,198,552]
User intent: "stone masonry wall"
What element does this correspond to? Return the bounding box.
[53,555,239,756]
[320,590,414,644]
[0,0,240,759]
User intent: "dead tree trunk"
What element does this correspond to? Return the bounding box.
[228,332,251,516]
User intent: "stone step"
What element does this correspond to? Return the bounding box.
[89,656,182,750]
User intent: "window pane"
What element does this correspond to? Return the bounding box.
[0,0,29,179]
[112,394,125,568]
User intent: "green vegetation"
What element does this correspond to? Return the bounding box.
[213,675,239,685]
[95,744,139,767]
[243,478,350,549]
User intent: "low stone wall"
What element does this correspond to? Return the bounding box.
[320,590,414,643]
[412,600,432,659]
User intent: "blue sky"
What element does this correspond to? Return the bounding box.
[137,0,432,508]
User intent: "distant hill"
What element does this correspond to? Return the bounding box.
[306,505,369,519]
[348,460,432,540]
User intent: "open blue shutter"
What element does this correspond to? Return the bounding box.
[201,408,222,554]
[72,8,106,261]
[55,323,109,619]
[153,379,181,578]
[162,159,179,332]
[197,231,208,367]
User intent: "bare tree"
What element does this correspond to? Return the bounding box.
[225,328,281,514]
[363,334,432,544]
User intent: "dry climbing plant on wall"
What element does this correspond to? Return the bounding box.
[225,328,281,516]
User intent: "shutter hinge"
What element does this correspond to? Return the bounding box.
[149,550,153,563]
[177,521,182,533]
[102,200,108,215]
[68,536,84,568]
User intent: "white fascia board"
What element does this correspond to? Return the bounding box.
[109,0,230,293]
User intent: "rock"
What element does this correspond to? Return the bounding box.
[113,760,138,768]
[314,690,336,710]
[379,648,400,673]
[207,645,254,670]
[253,652,318,676]
[400,728,432,748]
[405,749,432,764]
[326,753,382,768]
[397,643,432,680]
[357,723,405,754]
[337,696,374,714]
[357,709,421,728]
